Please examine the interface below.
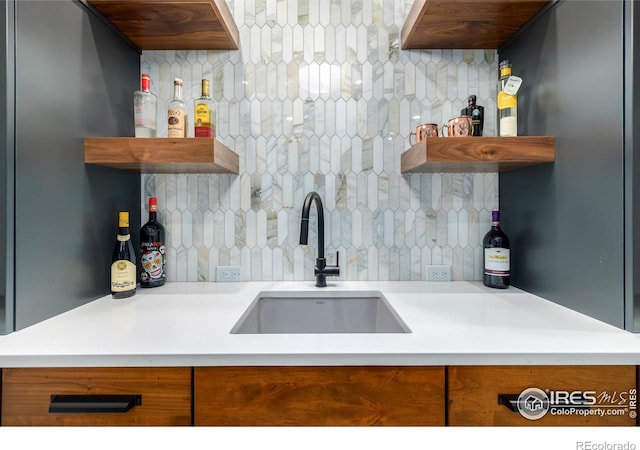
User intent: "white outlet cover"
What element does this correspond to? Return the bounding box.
[215,266,241,282]
[426,264,451,282]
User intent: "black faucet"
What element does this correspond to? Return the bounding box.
[299,191,340,287]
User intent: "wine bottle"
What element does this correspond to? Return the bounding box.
[167,78,187,138]
[111,211,136,298]
[140,197,166,288]
[194,78,215,137]
[483,210,510,289]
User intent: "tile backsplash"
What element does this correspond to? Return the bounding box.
[141,0,499,282]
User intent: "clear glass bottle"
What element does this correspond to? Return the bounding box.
[483,210,510,289]
[194,79,215,137]
[461,95,484,137]
[497,60,517,136]
[134,73,157,137]
[167,78,187,138]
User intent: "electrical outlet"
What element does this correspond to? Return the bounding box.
[426,264,451,281]
[215,266,241,282]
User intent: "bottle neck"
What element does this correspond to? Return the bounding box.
[201,81,210,98]
[173,83,183,101]
[148,211,157,222]
[141,76,151,92]
[117,227,130,240]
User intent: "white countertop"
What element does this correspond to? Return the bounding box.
[1,281,640,367]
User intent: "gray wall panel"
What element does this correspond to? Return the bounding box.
[627,0,640,331]
[0,0,13,334]
[13,1,140,330]
[500,0,625,328]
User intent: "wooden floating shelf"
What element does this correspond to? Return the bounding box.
[400,136,555,173]
[84,137,239,174]
[88,0,239,50]
[401,0,551,49]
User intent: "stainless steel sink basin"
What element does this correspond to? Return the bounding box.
[230,290,411,334]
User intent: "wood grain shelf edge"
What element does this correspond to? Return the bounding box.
[400,136,555,173]
[84,137,239,174]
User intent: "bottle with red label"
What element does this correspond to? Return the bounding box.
[139,197,166,288]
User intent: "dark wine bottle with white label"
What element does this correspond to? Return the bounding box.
[111,211,136,298]
[140,197,166,288]
[483,210,510,289]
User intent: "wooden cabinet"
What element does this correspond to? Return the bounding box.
[2,365,636,426]
[84,137,239,174]
[401,136,555,173]
[1,367,192,426]
[88,0,239,50]
[194,366,445,426]
[401,0,551,49]
[447,366,637,426]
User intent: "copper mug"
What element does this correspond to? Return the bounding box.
[410,123,439,144]
[442,116,474,137]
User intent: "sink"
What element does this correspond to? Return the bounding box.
[230,290,411,334]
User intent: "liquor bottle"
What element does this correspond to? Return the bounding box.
[167,78,187,138]
[134,73,157,137]
[483,210,510,289]
[497,60,517,136]
[194,79,215,137]
[461,95,484,137]
[111,212,136,299]
[139,197,166,288]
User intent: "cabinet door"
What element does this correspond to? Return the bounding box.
[2,367,192,426]
[448,366,636,426]
[195,366,444,426]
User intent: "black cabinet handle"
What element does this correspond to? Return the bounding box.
[49,394,142,414]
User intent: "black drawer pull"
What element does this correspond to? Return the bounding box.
[497,393,520,412]
[49,394,142,414]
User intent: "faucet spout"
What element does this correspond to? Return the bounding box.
[299,191,324,259]
[299,191,339,287]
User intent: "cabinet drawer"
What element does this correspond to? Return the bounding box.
[2,367,192,426]
[448,366,636,426]
[195,366,444,426]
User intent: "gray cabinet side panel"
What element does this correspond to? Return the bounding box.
[499,0,624,328]
[629,0,640,331]
[13,1,140,330]
[0,0,14,334]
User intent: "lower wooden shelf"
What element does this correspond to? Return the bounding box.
[84,137,239,174]
[401,136,555,173]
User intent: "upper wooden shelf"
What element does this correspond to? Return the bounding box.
[88,0,239,50]
[401,0,551,49]
[85,137,239,174]
[401,136,555,173]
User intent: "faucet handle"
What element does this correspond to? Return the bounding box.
[335,251,340,267]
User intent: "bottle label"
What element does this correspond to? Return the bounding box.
[140,243,166,282]
[111,260,136,292]
[503,76,523,96]
[194,102,213,137]
[497,91,517,109]
[484,248,510,276]
[499,117,518,137]
[168,109,186,137]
